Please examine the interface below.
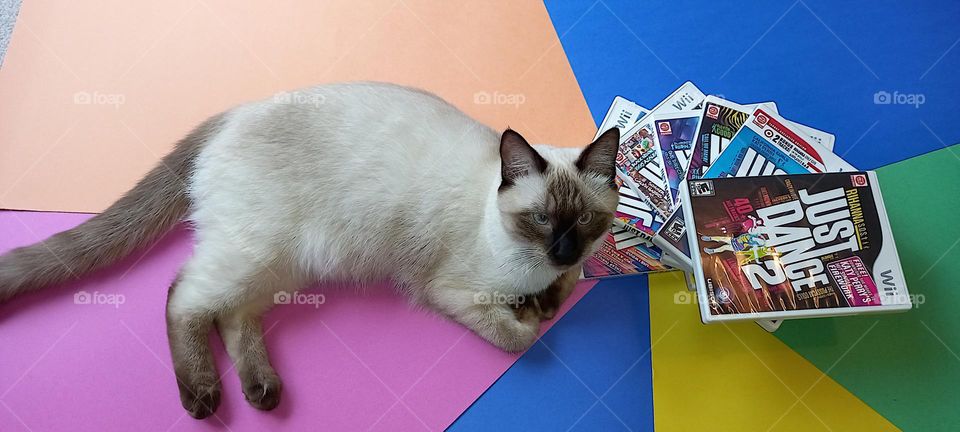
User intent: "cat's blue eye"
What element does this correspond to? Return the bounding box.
[578,212,593,225]
[533,213,549,225]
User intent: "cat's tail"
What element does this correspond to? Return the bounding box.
[0,113,226,302]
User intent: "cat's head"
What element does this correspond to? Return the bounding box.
[496,127,620,270]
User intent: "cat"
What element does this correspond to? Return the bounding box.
[0,82,620,419]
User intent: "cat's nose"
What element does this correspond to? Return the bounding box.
[548,230,580,266]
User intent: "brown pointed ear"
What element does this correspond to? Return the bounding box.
[576,127,619,186]
[500,129,547,191]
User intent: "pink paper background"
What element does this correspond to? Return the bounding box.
[0,210,594,431]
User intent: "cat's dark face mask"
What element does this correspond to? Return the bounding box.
[497,128,620,269]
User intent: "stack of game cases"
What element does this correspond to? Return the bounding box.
[581,82,912,331]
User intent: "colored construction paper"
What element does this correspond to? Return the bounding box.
[646,272,898,431]
[0,210,594,431]
[0,0,594,213]
[774,145,960,431]
[452,275,653,431]
[544,0,960,170]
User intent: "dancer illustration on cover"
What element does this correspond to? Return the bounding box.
[700,215,777,264]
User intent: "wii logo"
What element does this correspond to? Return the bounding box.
[879,270,899,295]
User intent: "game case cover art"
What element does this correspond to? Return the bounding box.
[653,104,850,271]
[654,111,701,204]
[617,122,673,218]
[616,82,705,219]
[614,174,664,239]
[610,223,654,250]
[707,108,853,179]
[686,172,911,320]
[582,231,668,279]
[655,205,691,267]
[687,98,753,179]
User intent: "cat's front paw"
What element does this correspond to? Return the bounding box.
[492,306,539,352]
[526,268,578,321]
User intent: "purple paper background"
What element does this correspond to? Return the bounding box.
[0,210,593,431]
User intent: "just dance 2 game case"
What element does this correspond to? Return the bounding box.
[682,172,912,322]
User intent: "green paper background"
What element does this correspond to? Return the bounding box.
[776,145,960,431]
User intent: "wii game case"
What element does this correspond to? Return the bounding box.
[601,98,658,244]
[582,231,669,279]
[659,251,686,272]
[617,82,705,220]
[595,96,647,140]
[708,107,853,177]
[582,97,665,279]
[652,110,701,204]
[686,97,770,180]
[684,96,834,180]
[756,319,782,332]
[606,179,671,277]
[614,173,664,240]
[683,172,912,322]
[653,104,849,272]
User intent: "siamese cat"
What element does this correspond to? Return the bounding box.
[0,82,620,419]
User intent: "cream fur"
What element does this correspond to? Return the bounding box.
[175,83,593,319]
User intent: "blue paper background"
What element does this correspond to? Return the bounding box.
[457,1,960,429]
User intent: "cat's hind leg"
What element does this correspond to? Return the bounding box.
[216,302,283,411]
[166,272,222,419]
[165,240,290,418]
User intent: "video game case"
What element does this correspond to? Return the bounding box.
[594,96,648,140]
[613,172,664,240]
[659,250,685,272]
[616,82,705,220]
[682,172,912,322]
[581,97,666,279]
[601,98,657,244]
[598,177,667,273]
[652,109,701,204]
[686,97,772,180]
[581,230,669,279]
[653,102,847,272]
[756,319,782,332]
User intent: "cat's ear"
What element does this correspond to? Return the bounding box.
[500,128,547,190]
[576,127,619,185]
